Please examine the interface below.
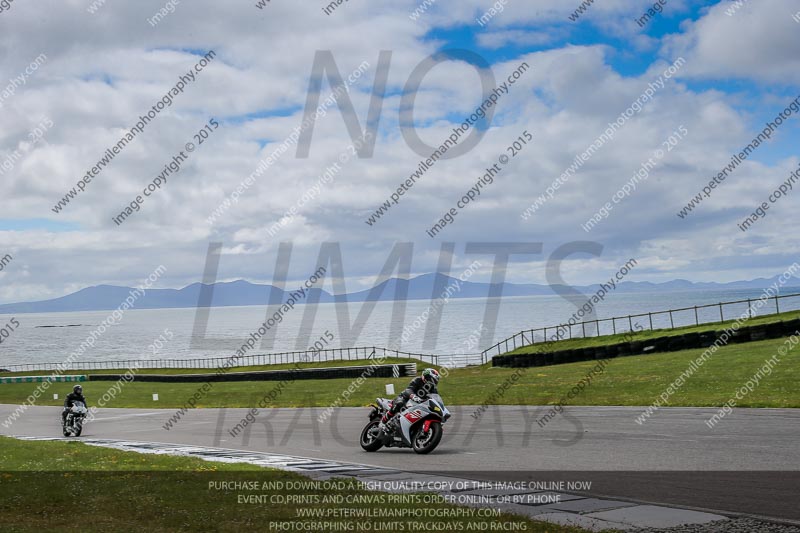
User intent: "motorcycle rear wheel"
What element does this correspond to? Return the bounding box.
[360,421,384,452]
[412,423,442,454]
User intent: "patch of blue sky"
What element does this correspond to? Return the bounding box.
[80,73,114,86]
[0,219,82,232]
[224,106,302,126]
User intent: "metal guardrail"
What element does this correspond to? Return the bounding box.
[6,294,796,374]
[0,346,485,374]
[85,364,418,383]
[482,292,800,359]
[0,375,86,384]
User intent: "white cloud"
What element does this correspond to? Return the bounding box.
[663,0,800,83]
[0,0,798,303]
[477,29,558,49]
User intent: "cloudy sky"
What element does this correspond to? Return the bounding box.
[1,0,799,303]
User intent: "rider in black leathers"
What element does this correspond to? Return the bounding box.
[379,368,440,430]
[62,385,87,425]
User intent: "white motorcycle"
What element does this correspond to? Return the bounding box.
[62,401,87,437]
[360,394,450,454]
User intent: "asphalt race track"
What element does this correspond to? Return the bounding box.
[2,404,799,523]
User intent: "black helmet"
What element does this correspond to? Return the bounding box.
[73,385,82,394]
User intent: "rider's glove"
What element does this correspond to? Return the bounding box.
[410,394,423,403]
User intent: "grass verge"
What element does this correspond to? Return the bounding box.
[502,309,800,355]
[0,357,420,377]
[0,337,797,409]
[0,436,589,533]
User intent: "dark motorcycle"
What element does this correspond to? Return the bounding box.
[62,401,87,437]
[360,393,450,454]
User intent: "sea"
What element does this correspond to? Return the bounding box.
[1,287,799,368]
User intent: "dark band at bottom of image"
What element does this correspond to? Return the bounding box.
[1,471,799,532]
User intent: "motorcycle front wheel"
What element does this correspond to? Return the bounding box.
[73,419,83,437]
[412,423,442,454]
[360,421,384,452]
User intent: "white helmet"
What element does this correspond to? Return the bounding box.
[422,368,440,385]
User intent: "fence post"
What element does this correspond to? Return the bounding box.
[747,298,752,318]
[628,315,633,331]
[648,312,653,331]
[612,318,616,335]
[776,295,780,314]
[719,303,724,323]
[694,306,699,325]
[582,322,586,338]
[669,311,674,329]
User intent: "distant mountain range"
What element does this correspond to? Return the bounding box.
[0,273,798,314]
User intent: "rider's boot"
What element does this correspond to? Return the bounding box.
[378,413,391,433]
